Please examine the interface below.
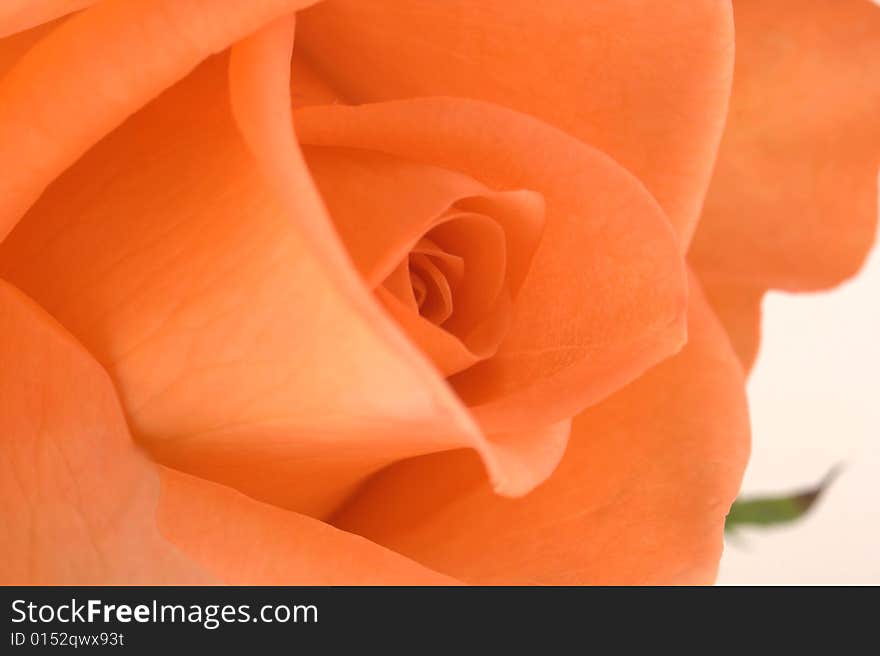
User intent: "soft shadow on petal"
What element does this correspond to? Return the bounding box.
[334,274,750,585]
[304,145,544,377]
[691,0,880,292]
[303,145,544,288]
[0,56,483,519]
[295,99,688,435]
[296,0,735,244]
[1,25,571,517]
[227,21,572,500]
[0,1,93,38]
[0,280,206,584]
[0,280,455,585]
[0,0,321,241]
[0,16,61,77]
[156,468,457,585]
[700,276,764,372]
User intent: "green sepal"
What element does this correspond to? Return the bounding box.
[725,466,842,533]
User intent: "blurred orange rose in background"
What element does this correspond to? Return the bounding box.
[0,0,876,585]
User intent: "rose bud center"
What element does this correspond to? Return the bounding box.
[304,147,545,378]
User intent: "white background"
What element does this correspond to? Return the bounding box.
[717,242,880,584]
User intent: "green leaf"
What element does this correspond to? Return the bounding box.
[724,466,842,533]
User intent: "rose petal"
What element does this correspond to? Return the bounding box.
[334,274,750,584]
[700,276,764,371]
[0,16,60,78]
[226,22,579,499]
[376,286,480,376]
[1,24,580,516]
[156,469,456,585]
[690,0,880,291]
[302,142,543,376]
[295,98,688,434]
[0,54,485,518]
[296,0,735,243]
[302,145,544,289]
[0,280,451,584]
[0,280,206,584]
[0,0,92,38]
[0,0,321,242]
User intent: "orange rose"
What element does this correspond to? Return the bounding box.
[0,1,875,585]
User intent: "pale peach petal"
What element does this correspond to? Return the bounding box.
[156,469,456,585]
[0,279,454,585]
[0,0,92,38]
[426,214,505,331]
[376,286,481,376]
[226,22,575,499]
[700,276,764,371]
[334,275,750,584]
[0,280,206,584]
[297,0,735,243]
[302,145,543,288]
[376,285,513,379]
[0,16,61,78]
[302,142,542,376]
[691,0,880,291]
[295,98,688,434]
[0,0,321,241]
[0,56,481,518]
[0,26,578,518]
